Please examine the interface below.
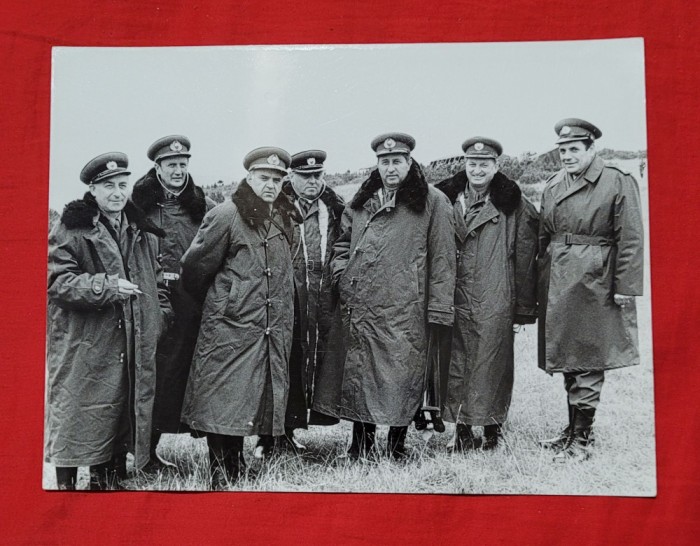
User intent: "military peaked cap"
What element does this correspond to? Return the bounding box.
[243,147,291,174]
[371,132,416,156]
[554,118,603,144]
[147,135,192,162]
[79,152,131,185]
[291,150,327,173]
[462,137,503,159]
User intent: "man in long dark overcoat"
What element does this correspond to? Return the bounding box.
[131,135,215,470]
[537,119,644,462]
[180,147,300,488]
[280,150,345,451]
[436,137,539,452]
[316,132,456,460]
[46,152,172,490]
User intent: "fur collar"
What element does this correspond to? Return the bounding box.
[131,168,208,223]
[281,181,346,219]
[351,161,429,213]
[435,170,522,215]
[60,192,166,237]
[231,179,302,241]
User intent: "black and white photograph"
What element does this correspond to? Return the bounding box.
[44,39,653,495]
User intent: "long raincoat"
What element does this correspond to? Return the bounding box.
[180,180,301,437]
[435,171,539,426]
[131,170,215,434]
[313,163,456,427]
[538,155,644,373]
[282,182,345,429]
[45,194,171,470]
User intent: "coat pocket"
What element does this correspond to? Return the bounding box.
[223,279,252,319]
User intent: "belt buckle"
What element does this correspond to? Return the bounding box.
[565,233,573,245]
[307,259,315,272]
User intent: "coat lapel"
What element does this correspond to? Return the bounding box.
[83,221,127,278]
[554,156,605,205]
[453,200,469,243]
[467,200,500,234]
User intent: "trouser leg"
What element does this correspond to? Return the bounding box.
[348,421,376,457]
[208,433,244,489]
[565,371,605,411]
[55,467,77,491]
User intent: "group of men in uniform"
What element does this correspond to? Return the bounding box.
[45,117,644,490]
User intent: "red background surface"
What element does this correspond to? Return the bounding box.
[1,1,698,544]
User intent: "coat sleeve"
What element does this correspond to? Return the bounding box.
[613,174,644,296]
[47,225,124,311]
[538,186,552,257]
[513,198,539,324]
[180,204,233,301]
[330,205,353,288]
[426,191,456,326]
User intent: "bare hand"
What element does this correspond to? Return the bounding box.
[118,278,141,296]
[513,324,522,334]
[614,293,634,307]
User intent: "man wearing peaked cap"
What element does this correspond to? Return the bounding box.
[180,145,301,488]
[46,152,173,490]
[131,135,216,473]
[315,132,456,461]
[537,118,644,463]
[279,150,346,452]
[435,137,539,455]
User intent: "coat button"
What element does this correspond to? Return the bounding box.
[265,299,272,307]
[265,268,272,277]
[265,328,271,336]
[365,221,371,228]
[263,239,269,247]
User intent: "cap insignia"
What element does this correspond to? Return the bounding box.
[268,154,280,166]
[384,138,396,150]
[170,140,183,152]
[474,142,484,151]
[560,126,571,136]
[106,161,118,170]
[307,157,316,166]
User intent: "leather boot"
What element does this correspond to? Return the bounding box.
[387,426,408,460]
[540,404,573,450]
[56,467,77,491]
[453,423,482,452]
[553,407,595,463]
[482,424,503,451]
[346,422,376,458]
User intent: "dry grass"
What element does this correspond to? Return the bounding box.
[43,159,655,495]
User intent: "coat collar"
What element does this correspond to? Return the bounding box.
[131,168,208,223]
[553,155,605,205]
[232,179,302,243]
[60,192,166,237]
[282,181,345,219]
[435,170,522,215]
[350,161,429,213]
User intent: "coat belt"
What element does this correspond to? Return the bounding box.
[551,233,615,246]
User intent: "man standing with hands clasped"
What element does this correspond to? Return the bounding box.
[46,152,172,490]
[537,119,644,462]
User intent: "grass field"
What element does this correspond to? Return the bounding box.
[43,159,655,495]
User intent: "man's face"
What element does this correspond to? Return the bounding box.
[247,168,284,203]
[156,155,189,191]
[558,141,596,176]
[289,170,325,199]
[377,153,412,188]
[465,158,498,191]
[90,174,130,214]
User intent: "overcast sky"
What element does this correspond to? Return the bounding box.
[49,39,646,210]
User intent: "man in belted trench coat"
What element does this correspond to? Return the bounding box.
[131,135,215,471]
[46,152,172,490]
[537,119,644,462]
